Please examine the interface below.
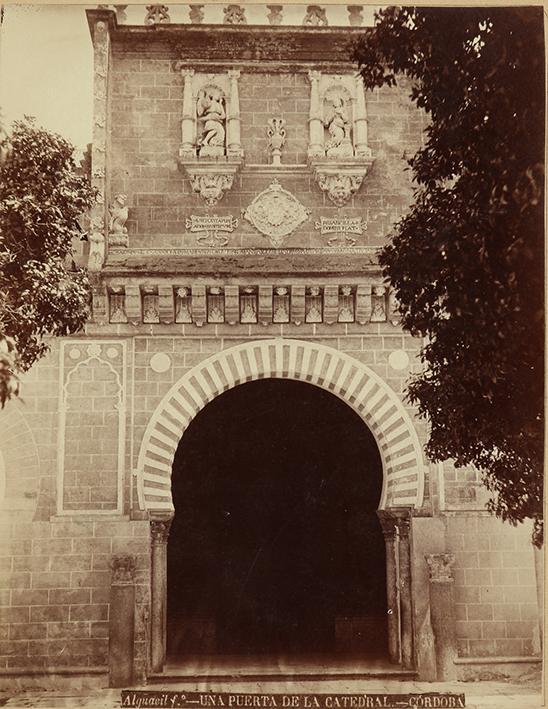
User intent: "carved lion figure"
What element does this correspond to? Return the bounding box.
[109,193,128,235]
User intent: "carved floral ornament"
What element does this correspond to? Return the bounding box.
[316,170,365,207]
[242,180,310,248]
[188,172,234,207]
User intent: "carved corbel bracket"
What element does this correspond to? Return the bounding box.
[311,159,374,207]
[181,159,242,207]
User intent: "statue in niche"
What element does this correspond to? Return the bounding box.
[324,94,353,157]
[196,88,226,157]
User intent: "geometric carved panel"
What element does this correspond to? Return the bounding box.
[58,341,126,514]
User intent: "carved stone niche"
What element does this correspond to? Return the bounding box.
[176,67,243,206]
[308,72,374,207]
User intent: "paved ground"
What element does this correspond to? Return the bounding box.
[0,675,544,709]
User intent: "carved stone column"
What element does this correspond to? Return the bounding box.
[180,69,196,159]
[227,69,242,158]
[377,510,400,664]
[397,512,414,670]
[425,553,457,680]
[109,554,136,687]
[353,75,370,157]
[307,70,323,158]
[150,516,173,672]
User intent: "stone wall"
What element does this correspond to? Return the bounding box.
[108,52,425,251]
[0,515,150,679]
[0,328,541,676]
[447,514,539,659]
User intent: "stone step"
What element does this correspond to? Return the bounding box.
[149,661,417,683]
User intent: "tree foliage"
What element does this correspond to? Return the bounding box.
[0,117,96,406]
[354,7,544,543]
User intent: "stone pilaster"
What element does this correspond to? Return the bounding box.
[88,16,111,271]
[109,554,136,687]
[150,517,173,673]
[425,553,457,680]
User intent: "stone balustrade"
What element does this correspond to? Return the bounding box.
[98,4,376,28]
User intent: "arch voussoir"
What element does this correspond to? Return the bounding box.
[136,339,426,515]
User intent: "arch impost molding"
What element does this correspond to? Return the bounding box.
[136,338,426,514]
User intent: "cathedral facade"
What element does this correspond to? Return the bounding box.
[0,5,541,689]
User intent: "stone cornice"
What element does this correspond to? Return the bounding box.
[101,250,381,277]
[86,10,371,65]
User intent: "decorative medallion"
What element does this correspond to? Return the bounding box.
[150,353,172,374]
[314,216,366,246]
[243,180,310,248]
[185,214,238,247]
[87,343,102,358]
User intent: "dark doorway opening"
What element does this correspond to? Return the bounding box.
[167,378,387,659]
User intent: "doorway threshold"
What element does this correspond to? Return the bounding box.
[150,655,416,683]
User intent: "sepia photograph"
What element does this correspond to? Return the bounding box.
[0,2,544,708]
